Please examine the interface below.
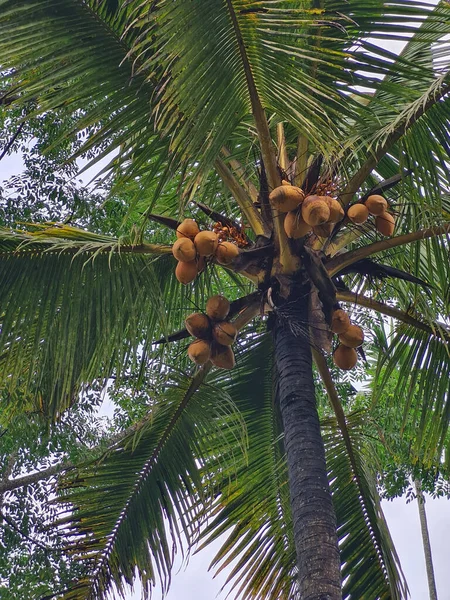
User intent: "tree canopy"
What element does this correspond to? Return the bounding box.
[1,1,450,599]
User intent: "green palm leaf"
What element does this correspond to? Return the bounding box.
[53,366,247,599]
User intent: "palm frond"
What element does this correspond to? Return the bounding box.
[54,366,247,600]
[374,323,450,473]
[201,333,299,599]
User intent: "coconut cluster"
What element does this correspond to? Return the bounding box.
[173,219,239,284]
[347,194,395,236]
[331,308,364,370]
[268,184,344,240]
[186,295,236,369]
[269,185,395,240]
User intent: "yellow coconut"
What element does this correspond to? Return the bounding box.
[206,295,230,321]
[185,313,211,339]
[375,212,395,236]
[339,324,364,348]
[284,210,312,239]
[301,196,330,226]
[194,231,219,257]
[176,218,200,239]
[333,345,358,370]
[216,242,239,265]
[269,185,305,213]
[347,204,369,225]
[281,179,292,186]
[172,237,197,263]
[213,321,237,346]
[331,309,351,335]
[313,223,333,238]
[211,344,236,369]
[188,339,211,365]
[324,197,345,223]
[365,194,388,216]
[175,260,197,285]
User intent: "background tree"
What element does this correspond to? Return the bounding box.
[1,1,450,599]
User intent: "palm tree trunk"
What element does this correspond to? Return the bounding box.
[414,479,438,600]
[272,304,341,600]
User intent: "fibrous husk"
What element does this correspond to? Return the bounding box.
[339,324,364,348]
[365,194,388,216]
[301,196,330,226]
[324,197,344,223]
[188,339,211,365]
[331,309,351,334]
[284,210,312,239]
[172,237,197,262]
[313,223,333,238]
[269,185,305,213]
[211,343,235,369]
[347,204,369,224]
[216,242,239,265]
[375,212,395,236]
[206,295,230,321]
[213,321,237,346]
[175,260,198,285]
[333,345,358,370]
[176,218,200,239]
[194,231,219,256]
[185,313,211,339]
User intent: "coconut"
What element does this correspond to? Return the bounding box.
[176,218,200,239]
[185,313,211,339]
[331,309,351,334]
[339,324,364,348]
[206,295,230,321]
[281,179,292,186]
[216,242,239,265]
[269,185,305,213]
[375,212,395,236]
[213,321,237,346]
[325,197,345,223]
[211,344,235,370]
[194,231,219,257]
[333,345,358,370]
[188,339,211,365]
[172,237,197,262]
[284,210,312,239]
[347,204,369,225]
[365,194,388,216]
[175,260,197,285]
[301,196,330,226]
[313,223,333,238]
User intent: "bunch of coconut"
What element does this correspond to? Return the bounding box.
[330,308,364,370]
[173,219,240,284]
[268,183,345,239]
[347,195,395,237]
[185,295,237,369]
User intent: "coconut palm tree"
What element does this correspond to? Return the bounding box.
[1,1,450,598]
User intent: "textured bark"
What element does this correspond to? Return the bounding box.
[273,301,341,600]
[415,479,438,600]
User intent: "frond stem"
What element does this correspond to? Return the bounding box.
[215,158,268,237]
[336,290,450,342]
[326,223,450,276]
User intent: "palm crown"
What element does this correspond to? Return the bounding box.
[1,1,450,599]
